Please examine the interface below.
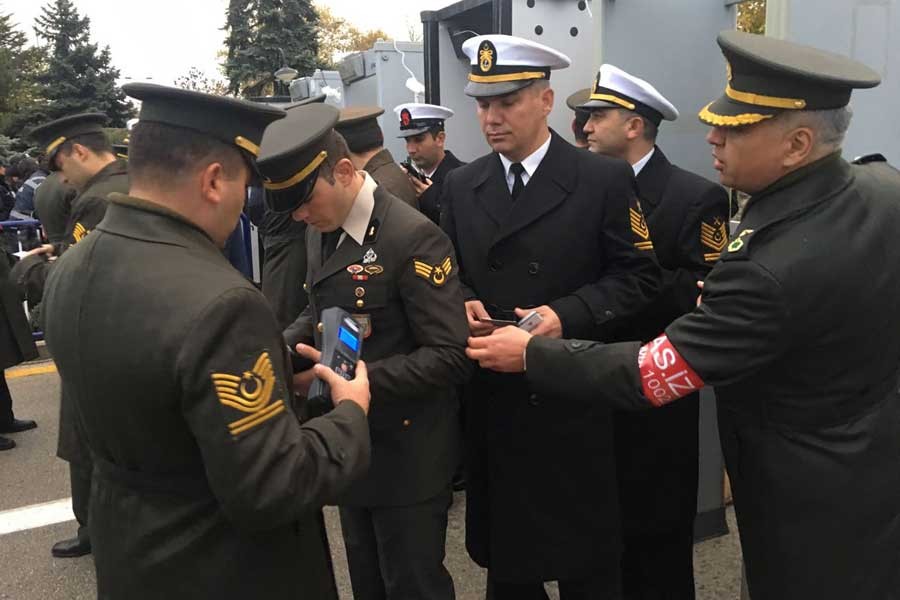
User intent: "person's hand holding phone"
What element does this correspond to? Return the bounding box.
[465,300,496,337]
[400,163,432,198]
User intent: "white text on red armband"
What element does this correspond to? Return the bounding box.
[637,335,704,407]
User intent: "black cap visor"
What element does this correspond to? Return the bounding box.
[264,165,322,214]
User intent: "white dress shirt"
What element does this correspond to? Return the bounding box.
[498,132,553,194]
[335,172,377,249]
[632,147,656,176]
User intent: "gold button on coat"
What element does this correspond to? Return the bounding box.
[317,322,324,333]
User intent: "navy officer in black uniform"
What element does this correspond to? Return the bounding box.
[43,84,371,600]
[394,102,466,225]
[467,31,900,600]
[259,103,471,600]
[580,63,729,600]
[442,34,661,599]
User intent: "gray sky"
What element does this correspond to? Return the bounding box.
[3,0,448,85]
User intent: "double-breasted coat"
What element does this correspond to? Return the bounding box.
[441,131,661,582]
[613,148,730,540]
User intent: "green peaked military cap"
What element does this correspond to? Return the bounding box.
[566,88,591,112]
[335,106,385,153]
[122,83,286,161]
[699,30,881,127]
[284,93,327,110]
[27,112,109,163]
[257,103,340,214]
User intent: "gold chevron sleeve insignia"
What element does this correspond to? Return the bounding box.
[701,219,728,257]
[413,257,452,287]
[211,352,284,436]
[629,208,651,240]
[72,222,88,243]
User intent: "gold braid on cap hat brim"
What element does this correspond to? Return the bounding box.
[698,103,774,127]
[45,136,67,156]
[264,151,328,191]
[587,93,636,111]
[468,71,548,84]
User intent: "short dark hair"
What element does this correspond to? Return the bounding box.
[319,131,353,185]
[15,157,39,180]
[572,111,590,144]
[617,109,659,142]
[337,120,384,154]
[640,116,659,142]
[128,121,246,185]
[56,132,113,159]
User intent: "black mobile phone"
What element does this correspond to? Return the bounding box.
[476,316,518,327]
[401,160,430,184]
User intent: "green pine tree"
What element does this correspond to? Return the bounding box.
[0,11,46,133]
[223,0,256,95]
[14,0,134,135]
[223,0,320,97]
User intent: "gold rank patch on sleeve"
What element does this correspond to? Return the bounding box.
[211,352,285,437]
[72,222,89,243]
[701,218,729,262]
[414,256,453,287]
[629,208,654,251]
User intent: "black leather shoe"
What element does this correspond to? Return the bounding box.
[0,418,37,434]
[0,436,14,451]
[51,536,92,558]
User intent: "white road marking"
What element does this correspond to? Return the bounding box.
[0,498,74,535]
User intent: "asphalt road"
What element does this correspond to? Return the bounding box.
[0,364,743,599]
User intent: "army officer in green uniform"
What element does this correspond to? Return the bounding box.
[259,104,471,600]
[43,83,371,600]
[467,31,900,600]
[21,112,129,559]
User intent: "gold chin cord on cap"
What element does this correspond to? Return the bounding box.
[263,151,329,191]
[234,136,261,157]
[587,93,636,111]
[725,85,807,110]
[46,136,67,155]
[468,71,548,83]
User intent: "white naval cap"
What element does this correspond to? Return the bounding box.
[393,103,454,138]
[580,64,679,125]
[461,34,571,98]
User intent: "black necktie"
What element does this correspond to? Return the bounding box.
[322,228,342,261]
[510,163,526,202]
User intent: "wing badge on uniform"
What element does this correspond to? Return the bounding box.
[701,218,728,262]
[211,351,285,437]
[629,208,654,251]
[414,256,453,287]
[72,222,89,243]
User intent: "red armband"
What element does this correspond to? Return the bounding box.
[637,335,704,407]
